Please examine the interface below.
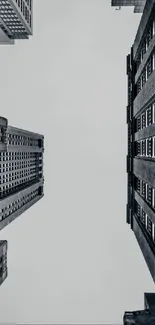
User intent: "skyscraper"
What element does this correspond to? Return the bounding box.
[0,240,8,286]
[127,0,155,283]
[123,293,155,324]
[0,116,44,231]
[111,0,146,13]
[0,0,33,44]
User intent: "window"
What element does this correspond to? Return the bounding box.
[146,26,153,49]
[146,107,153,127]
[147,216,153,237]
[142,180,146,199]
[146,56,153,79]
[141,40,147,61]
[147,138,153,157]
[142,140,146,156]
[142,68,147,86]
[141,113,146,129]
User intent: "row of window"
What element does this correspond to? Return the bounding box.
[0,152,39,158]
[0,166,38,178]
[135,177,154,209]
[0,166,41,182]
[136,202,155,242]
[136,104,155,132]
[136,51,155,94]
[16,0,32,27]
[0,187,38,220]
[0,173,37,186]
[0,176,38,198]
[136,19,155,71]
[0,157,37,162]
[135,136,155,157]
[0,164,36,175]
[0,160,38,169]
[16,0,32,10]
[0,153,42,162]
[8,134,39,146]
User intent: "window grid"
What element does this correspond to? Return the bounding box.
[0,187,39,221]
[0,0,32,37]
[135,176,155,212]
[135,136,154,158]
[135,105,154,133]
[8,133,39,147]
[136,19,154,71]
[0,151,43,198]
[136,202,154,242]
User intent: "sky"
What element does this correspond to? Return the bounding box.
[0,0,154,324]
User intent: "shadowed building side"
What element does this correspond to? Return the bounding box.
[123,293,155,324]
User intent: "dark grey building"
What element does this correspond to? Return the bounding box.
[0,0,33,44]
[124,293,155,324]
[0,240,8,286]
[111,0,146,13]
[0,116,44,231]
[127,0,155,283]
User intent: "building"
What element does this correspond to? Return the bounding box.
[127,0,155,282]
[0,240,8,286]
[0,116,44,231]
[0,0,33,44]
[111,0,146,13]
[123,293,155,324]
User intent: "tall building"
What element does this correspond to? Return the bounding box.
[0,240,8,286]
[127,0,155,283]
[0,116,44,231]
[0,0,33,44]
[123,293,155,324]
[111,0,146,13]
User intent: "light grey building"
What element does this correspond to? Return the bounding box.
[111,0,146,13]
[0,240,7,287]
[0,116,44,231]
[0,0,33,44]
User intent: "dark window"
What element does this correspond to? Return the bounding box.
[141,113,146,129]
[146,56,153,79]
[146,107,153,126]
[147,216,153,237]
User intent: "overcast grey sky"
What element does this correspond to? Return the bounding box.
[0,1,154,324]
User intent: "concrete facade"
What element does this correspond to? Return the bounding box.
[127,0,155,283]
[0,116,44,232]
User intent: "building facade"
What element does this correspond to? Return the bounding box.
[0,0,33,44]
[127,0,155,283]
[0,240,8,286]
[0,116,44,231]
[111,0,146,13]
[124,293,155,324]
